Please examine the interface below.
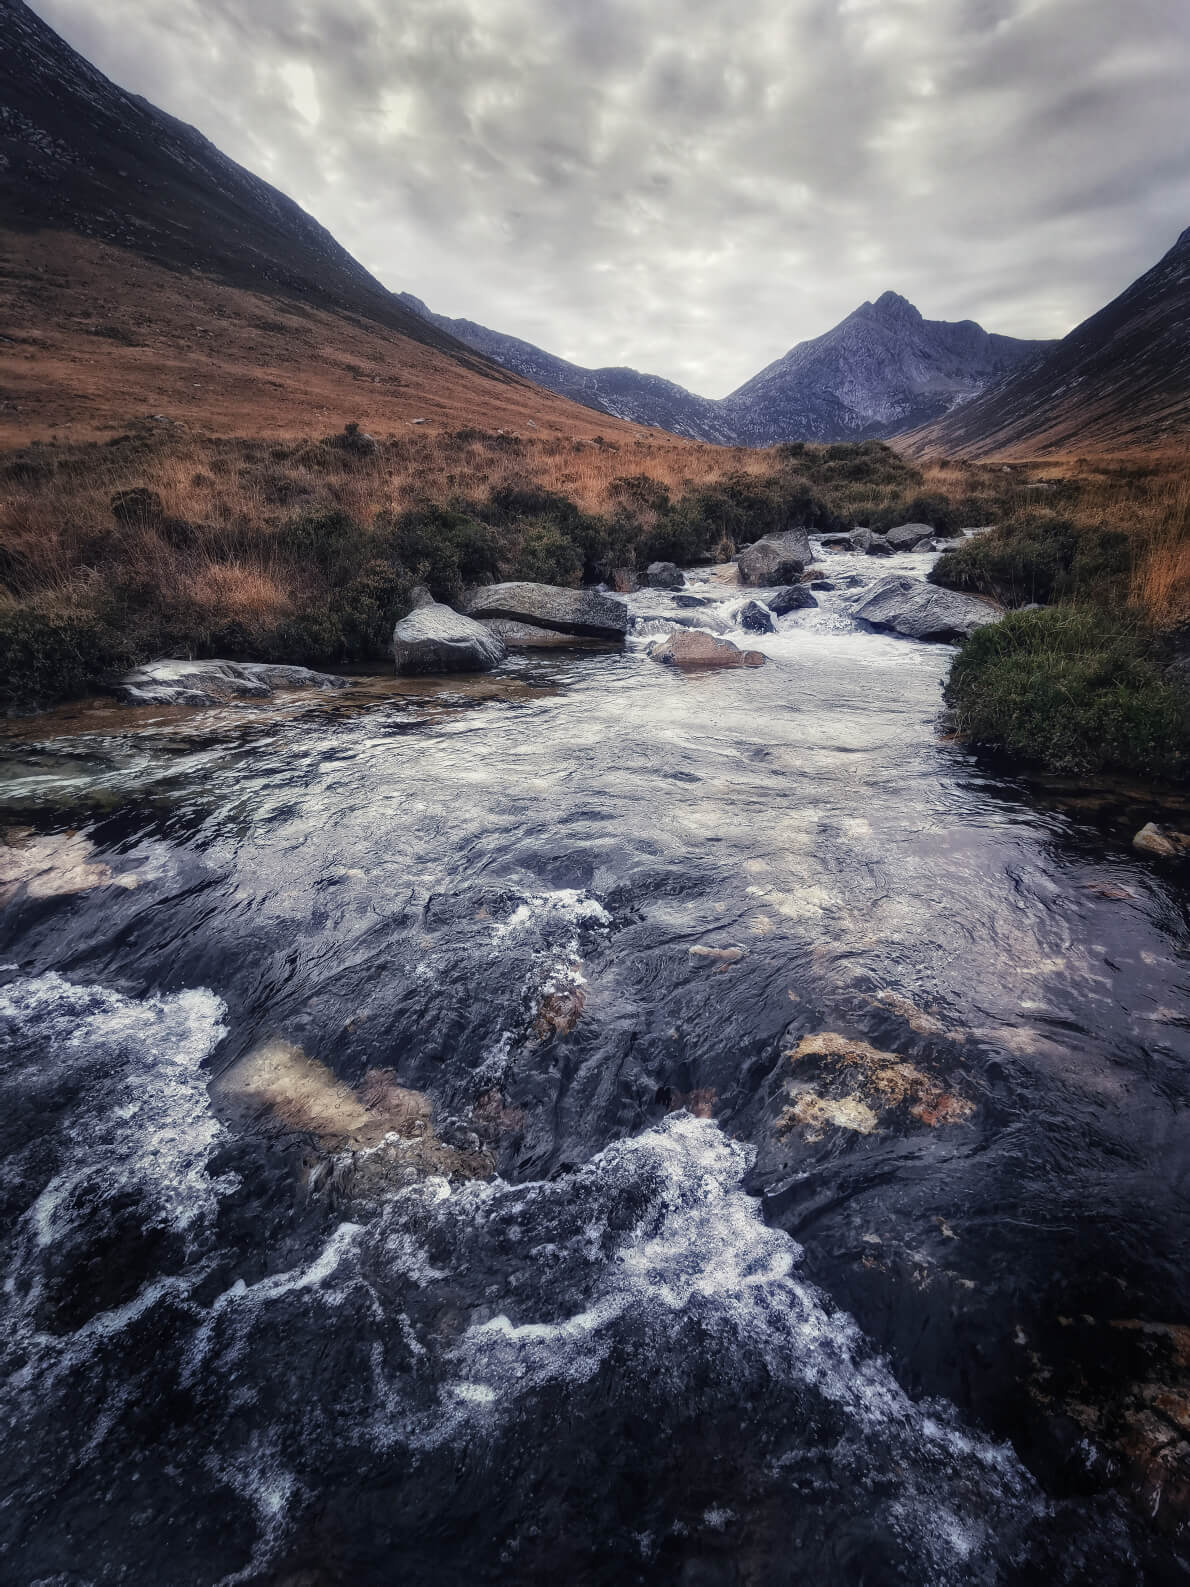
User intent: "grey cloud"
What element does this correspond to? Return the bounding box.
[30,0,1190,396]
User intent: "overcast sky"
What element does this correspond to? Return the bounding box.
[31,0,1190,396]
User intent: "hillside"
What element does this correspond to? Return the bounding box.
[902,227,1190,458]
[0,0,650,446]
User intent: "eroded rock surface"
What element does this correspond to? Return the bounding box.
[463,581,628,639]
[112,659,349,706]
[847,575,1003,642]
[737,529,813,586]
[647,630,765,669]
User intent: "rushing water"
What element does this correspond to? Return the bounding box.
[1,544,1188,1586]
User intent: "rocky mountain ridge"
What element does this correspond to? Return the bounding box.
[901,227,1190,457]
[398,287,1053,446]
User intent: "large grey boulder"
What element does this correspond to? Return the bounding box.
[112,659,348,707]
[737,529,812,586]
[885,522,935,551]
[647,630,765,669]
[393,591,507,674]
[848,527,875,553]
[463,581,628,639]
[646,561,685,590]
[847,575,1003,642]
[770,585,819,614]
[865,535,894,557]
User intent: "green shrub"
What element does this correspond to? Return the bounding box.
[932,514,1078,606]
[512,526,584,586]
[375,506,499,601]
[946,608,1190,779]
[284,509,366,576]
[0,607,138,708]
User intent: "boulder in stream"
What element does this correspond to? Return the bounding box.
[737,529,812,586]
[848,528,875,552]
[770,585,819,614]
[848,575,1003,642]
[111,659,349,706]
[647,630,765,669]
[646,561,685,590]
[884,523,935,552]
[393,591,507,674]
[463,581,628,640]
[739,600,776,634]
[1133,823,1190,858]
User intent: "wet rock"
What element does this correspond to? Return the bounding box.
[885,522,935,551]
[646,561,685,590]
[779,1032,973,1140]
[848,528,875,553]
[819,534,853,550]
[463,581,628,640]
[809,579,835,591]
[737,529,812,586]
[393,591,507,674]
[647,630,765,669]
[1,828,140,904]
[673,593,711,608]
[770,585,819,614]
[1133,823,1190,858]
[739,600,776,634]
[608,567,643,593]
[481,619,615,650]
[112,658,349,706]
[866,535,894,557]
[848,575,1003,642]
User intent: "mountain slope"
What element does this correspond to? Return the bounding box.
[901,228,1190,458]
[0,0,650,445]
[399,289,1051,446]
[397,295,735,442]
[721,292,1053,445]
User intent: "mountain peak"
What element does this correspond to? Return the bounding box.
[858,290,922,324]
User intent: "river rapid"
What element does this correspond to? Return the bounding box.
[1,542,1188,1586]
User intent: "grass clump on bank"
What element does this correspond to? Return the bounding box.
[945,609,1190,780]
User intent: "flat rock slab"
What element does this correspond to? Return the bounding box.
[482,619,620,650]
[463,581,628,639]
[393,598,507,674]
[647,630,765,669]
[737,529,812,586]
[112,659,349,706]
[847,575,1003,642]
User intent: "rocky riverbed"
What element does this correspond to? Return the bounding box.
[1,540,1188,1585]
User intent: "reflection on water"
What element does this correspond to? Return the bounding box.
[1,546,1188,1584]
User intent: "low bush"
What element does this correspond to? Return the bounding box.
[945,608,1190,780]
[0,606,139,710]
[932,513,1134,607]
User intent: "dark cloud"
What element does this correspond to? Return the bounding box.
[30,0,1190,395]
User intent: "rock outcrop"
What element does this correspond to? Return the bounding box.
[884,522,935,551]
[737,530,813,586]
[646,561,685,590]
[770,585,819,614]
[1133,823,1190,858]
[393,591,507,674]
[463,582,628,640]
[847,575,1003,642]
[112,659,349,706]
[739,600,776,634]
[647,631,765,669]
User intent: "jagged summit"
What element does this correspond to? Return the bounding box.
[400,288,1050,446]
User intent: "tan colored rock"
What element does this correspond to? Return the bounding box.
[0,828,140,904]
[1133,822,1190,858]
[647,629,765,669]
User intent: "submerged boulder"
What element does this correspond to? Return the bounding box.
[770,585,819,614]
[885,522,935,551]
[848,575,1002,642]
[647,630,765,669]
[393,590,507,674]
[112,659,348,707]
[1133,823,1190,858]
[608,567,643,593]
[739,600,776,634]
[646,561,685,590]
[463,581,628,639]
[737,529,812,586]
